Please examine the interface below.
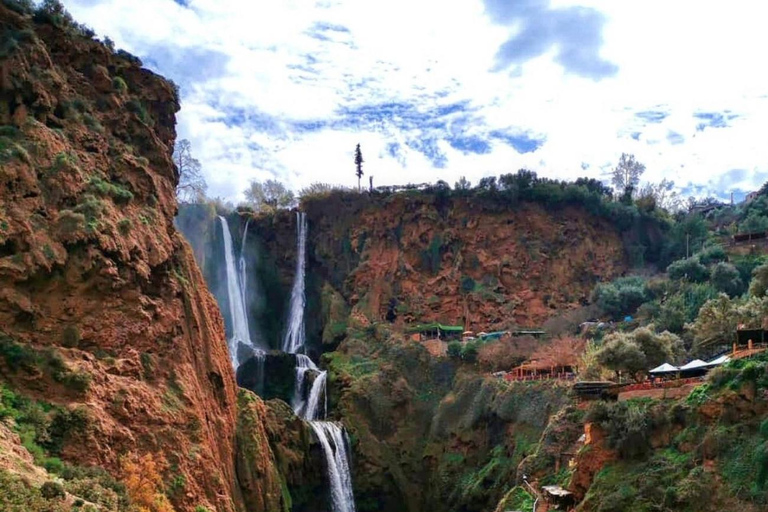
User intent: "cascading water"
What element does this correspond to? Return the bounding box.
[219,216,255,368]
[282,212,307,354]
[239,218,250,315]
[292,354,317,417]
[309,422,356,512]
[281,212,356,512]
[304,371,328,422]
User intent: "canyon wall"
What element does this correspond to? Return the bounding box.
[0,5,285,511]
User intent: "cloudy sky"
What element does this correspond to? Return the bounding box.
[64,0,768,202]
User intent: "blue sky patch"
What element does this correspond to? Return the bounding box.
[635,110,668,123]
[667,131,685,145]
[447,135,491,154]
[490,130,545,153]
[694,111,729,131]
[406,138,447,168]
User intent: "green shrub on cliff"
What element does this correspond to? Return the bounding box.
[0,335,91,394]
[586,400,662,459]
[88,176,134,205]
[0,28,34,58]
[667,257,710,282]
[591,276,649,319]
[0,134,30,163]
[0,470,70,512]
[112,76,128,94]
[1,0,34,15]
[0,384,91,473]
[126,99,153,125]
[460,341,479,362]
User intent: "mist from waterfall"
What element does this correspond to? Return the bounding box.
[218,216,255,368]
[282,211,307,354]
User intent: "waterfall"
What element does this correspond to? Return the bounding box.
[292,354,317,417]
[219,216,253,368]
[293,358,351,512]
[282,212,308,354]
[256,210,355,512]
[239,218,250,316]
[293,354,327,422]
[309,422,357,512]
[304,371,327,421]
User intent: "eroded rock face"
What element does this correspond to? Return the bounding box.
[0,5,250,510]
[303,193,628,331]
[236,390,287,512]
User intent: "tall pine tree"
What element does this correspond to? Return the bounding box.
[355,144,364,191]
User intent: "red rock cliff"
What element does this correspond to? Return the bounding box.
[0,5,245,511]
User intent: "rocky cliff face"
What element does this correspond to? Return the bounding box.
[176,180,632,512]
[180,191,629,355]
[0,5,282,511]
[304,192,627,332]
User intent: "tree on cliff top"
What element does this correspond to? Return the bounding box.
[244,179,295,212]
[354,144,364,191]
[612,153,645,197]
[174,139,208,203]
[596,328,681,381]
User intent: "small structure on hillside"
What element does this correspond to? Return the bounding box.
[406,322,464,341]
[508,359,576,381]
[512,329,546,338]
[732,230,768,244]
[477,331,508,342]
[572,381,620,401]
[542,485,575,509]
[649,363,679,375]
[737,327,767,345]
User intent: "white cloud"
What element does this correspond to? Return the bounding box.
[63,0,768,202]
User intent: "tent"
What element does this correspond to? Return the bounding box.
[706,355,731,367]
[649,363,679,374]
[679,359,709,371]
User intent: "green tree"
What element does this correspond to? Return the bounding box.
[354,144,364,191]
[173,139,207,203]
[750,262,768,297]
[697,245,727,265]
[454,176,471,191]
[243,179,295,212]
[596,334,647,381]
[688,294,738,350]
[611,153,645,197]
[631,327,682,368]
[662,214,707,263]
[299,182,343,200]
[711,262,743,297]
[461,341,479,363]
[667,257,709,283]
[739,210,768,233]
[591,276,648,319]
[447,341,462,359]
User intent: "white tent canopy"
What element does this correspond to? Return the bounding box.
[707,355,731,366]
[679,359,709,371]
[649,363,679,373]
